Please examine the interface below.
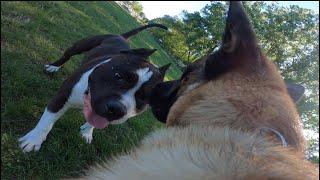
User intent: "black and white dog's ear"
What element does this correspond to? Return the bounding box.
[285,82,305,103]
[120,48,157,59]
[159,63,171,79]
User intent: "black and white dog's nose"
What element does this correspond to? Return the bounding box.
[105,101,126,120]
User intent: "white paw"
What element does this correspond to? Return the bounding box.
[45,64,60,73]
[19,129,46,152]
[80,123,94,144]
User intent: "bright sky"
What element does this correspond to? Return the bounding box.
[139,1,319,19]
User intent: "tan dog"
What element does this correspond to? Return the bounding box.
[73,2,318,179]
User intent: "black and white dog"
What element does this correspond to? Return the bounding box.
[19,24,170,152]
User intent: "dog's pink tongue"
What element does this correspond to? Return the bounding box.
[83,93,108,129]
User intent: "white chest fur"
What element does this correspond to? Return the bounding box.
[68,69,94,108]
[68,59,111,108]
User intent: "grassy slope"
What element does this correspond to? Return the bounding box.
[1,2,181,179]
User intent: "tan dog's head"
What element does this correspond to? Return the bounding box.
[149,2,306,151]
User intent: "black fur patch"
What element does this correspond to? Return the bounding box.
[149,80,180,123]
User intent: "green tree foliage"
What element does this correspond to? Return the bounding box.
[131,1,143,15]
[150,1,319,163]
[149,15,191,68]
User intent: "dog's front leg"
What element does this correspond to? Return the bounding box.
[19,105,69,152]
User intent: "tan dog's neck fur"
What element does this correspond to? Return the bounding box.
[167,55,305,152]
[73,127,317,180]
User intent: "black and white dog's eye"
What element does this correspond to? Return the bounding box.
[114,72,123,80]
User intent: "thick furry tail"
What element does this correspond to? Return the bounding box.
[121,23,168,39]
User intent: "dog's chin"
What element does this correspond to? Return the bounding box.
[83,92,109,129]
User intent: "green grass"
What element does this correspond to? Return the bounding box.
[1,2,181,179]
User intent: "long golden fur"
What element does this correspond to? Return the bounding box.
[74,127,317,180]
[71,2,318,179]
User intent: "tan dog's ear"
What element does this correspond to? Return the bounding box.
[285,82,305,103]
[120,48,157,59]
[204,1,261,80]
[221,1,258,53]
